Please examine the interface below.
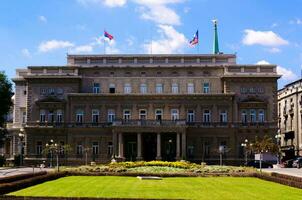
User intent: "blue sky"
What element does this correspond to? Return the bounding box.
[1,0,302,87]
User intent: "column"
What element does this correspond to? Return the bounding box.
[181,132,186,160]
[176,132,181,160]
[118,133,124,159]
[156,133,162,160]
[136,133,142,160]
[112,131,117,158]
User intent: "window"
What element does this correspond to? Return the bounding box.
[48,88,55,95]
[107,109,115,122]
[92,142,99,155]
[258,109,265,122]
[187,110,195,123]
[76,109,84,123]
[187,83,195,94]
[48,111,54,123]
[139,109,147,120]
[220,110,227,123]
[109,84,115,93]
[123,109,131,121]
[76,143,83,155]
[57,88,64,95]
[156,83,163,94]
[171,109,179,121]
[92,109,100,123]
[172,83,179,94]
[40,110,46,122]
[124,83,132,94]
[40,88,47,95]
[93,83,100,94]
[22,112,26,123]
[250,109,256,122]
[57,110,63,123]
[203,110,211,123]
[108,142,113,156]
[155,109,163,121]
[140,83,147,94]
[241,110,247,123]
[203,82,210,93]
[36,141,42,155]
[23,90,27,95]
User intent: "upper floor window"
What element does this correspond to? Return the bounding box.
[57,109,63,123]
[48,88,55,95]
[93,83,100,94]
[92,109,100,123]
[139,109,147,120]
[220,110,227,123]
[48,111,54,123]
[156,83,163,94]
[124,83,132,94]
[155,109,163,121]
[250,109,256,122]
[187,110,195,123]
[171,109,179,121]
[109,83,116,93]
[107,109,115,123]
[123,109,131,121]
[241,110,247,123]
[140,83,147,94]
[203,110,211,123]
[172,83,179,94]
[40,109,46,122]
[76,109,84,123]
[187,83,195,94]
[203,82,210,94]
[258,109,265,122]
[22,111,26,124]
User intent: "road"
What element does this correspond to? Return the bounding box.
[262,168,302,178]
[0,167,53,178]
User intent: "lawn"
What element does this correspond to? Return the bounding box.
[8,176,302,200]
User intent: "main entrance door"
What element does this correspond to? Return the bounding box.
[142,134,157,161]
[162,133,176,161]
[124,134,137,161]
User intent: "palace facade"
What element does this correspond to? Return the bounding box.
[5,53,279,165]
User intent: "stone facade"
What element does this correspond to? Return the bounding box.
[278,79,302,159]
[6,54,279,165]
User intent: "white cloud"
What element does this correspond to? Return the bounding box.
[256,60,297,81]
[267,47,281,53]
[38,40,74,52]
[126,36,134,46]
[38,15,47,23]
[183,7,190,13]
[271,23,278,28]
[77,0,126,7]
[290,18,302,25]
[242,29,289,47]
[70,45,93,53]
[134,0,183,25]
[143,25,187,54]
[21,48,31,58]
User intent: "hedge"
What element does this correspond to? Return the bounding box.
[0,171,47,184]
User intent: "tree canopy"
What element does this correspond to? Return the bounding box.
[248,135,279,155]
[0,71,13,127]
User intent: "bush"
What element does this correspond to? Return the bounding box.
[0,155,5,167]
[0,171,47,184]
[13,155,22,166]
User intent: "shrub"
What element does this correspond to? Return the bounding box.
[13,155,21,166]
[0,155,5,167]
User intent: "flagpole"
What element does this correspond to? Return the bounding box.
[103,29,106,54]
[197,29,200,54]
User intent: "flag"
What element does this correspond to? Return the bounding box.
[104,31,114,40]
[189,30,198,46]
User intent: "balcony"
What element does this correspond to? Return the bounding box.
[112,119,186,127]
[25,122,111,128]
[186,122,276,128]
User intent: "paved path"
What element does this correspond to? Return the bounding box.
[0,167,53,178]
[263,168,302,178]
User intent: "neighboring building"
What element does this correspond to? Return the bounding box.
[278,79,302,160]
[3,52,279,165]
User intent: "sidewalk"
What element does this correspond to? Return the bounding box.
[262,168,302,178]
[0,167,53,178]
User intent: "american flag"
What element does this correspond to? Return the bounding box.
[189,30,198,46]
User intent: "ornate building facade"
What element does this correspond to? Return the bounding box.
[278,79,302,160]
[4,53,279,165]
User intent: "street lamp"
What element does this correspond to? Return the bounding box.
[45,140,61,172]
[18,128,25,166]
[241,139,248,166]
[275,129,281,165]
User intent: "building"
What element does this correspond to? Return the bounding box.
[2,52,279,165]
[278,79,302,160]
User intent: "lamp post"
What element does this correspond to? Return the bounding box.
[18,128,25,166]
[275,129,281,165]
[241,139,248,166]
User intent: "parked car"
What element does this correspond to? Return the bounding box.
[283,159,295,168]
[247,161,273,168]
[292,157,302,168]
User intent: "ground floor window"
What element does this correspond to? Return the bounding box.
[92,142,99,155]
[76,144,83,155]
[36,141,42,155]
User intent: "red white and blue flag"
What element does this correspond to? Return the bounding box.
[104,31,114,40]
[189,30,198,46]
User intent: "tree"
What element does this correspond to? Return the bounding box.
[0,71,13,145]
[249,135,279,155]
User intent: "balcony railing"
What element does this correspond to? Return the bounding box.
[26,121,277,129]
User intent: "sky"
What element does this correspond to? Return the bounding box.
[1,0,302,88]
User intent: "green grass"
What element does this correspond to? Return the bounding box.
[9,176,302,200]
